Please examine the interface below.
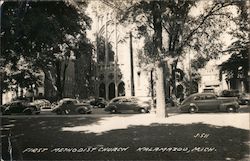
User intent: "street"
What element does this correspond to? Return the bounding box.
[1,105,250,161]
[26,104,250,116]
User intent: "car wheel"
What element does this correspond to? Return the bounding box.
[139,108,146,113]
[227,106,236,113]
[189,106,197,114]
[98,104,105,108]
[78,109,86,114]
[110,108,117,114]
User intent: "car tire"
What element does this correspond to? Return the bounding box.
[98,104,105,108]
[189,106,197,114]
[139,108,146,113]
[110,108,117,114]
[227,106,236,113]
[78,109,86,114]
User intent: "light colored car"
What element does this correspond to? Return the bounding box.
[179,93,240,113]
[105,96,152,114]
[51,98,92,115]
[30,99,51,110]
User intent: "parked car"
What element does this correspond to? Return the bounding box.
[51,98,92,115]
[105,96,152,114]
[90,97,107,108]
[179,93,240,113]
[220,90,240,97]
[238,93,250,105]
[0,100,41,115]
[30,99,51,110]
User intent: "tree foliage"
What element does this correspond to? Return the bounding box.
[220,0,249,92]
[117,0,238,96]
[2,1,93,99]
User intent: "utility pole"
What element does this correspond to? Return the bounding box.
[130,32,135,96]
[94,15,100,98]
[114,13,118,97]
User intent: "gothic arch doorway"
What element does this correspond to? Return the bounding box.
[118,81,125,96]
[108,82,115,100]
[99,83,105,98]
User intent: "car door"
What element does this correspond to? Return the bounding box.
[64,101,75,112]
[192,95,204,110]
[112,98,123,110]
[10,102,24,113]
[118,98,131,111]
[202,94,220,111]
[124,98,135,111]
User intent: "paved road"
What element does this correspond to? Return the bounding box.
[0,105,249,118]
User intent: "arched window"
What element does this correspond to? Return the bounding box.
[99,83,105,98]
[108,82,115,100]
[118,81,125,96]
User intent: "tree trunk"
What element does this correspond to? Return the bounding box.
[156,61,167,118]
[55,60,62,99]
[61,61,68,97]
[152,1,167,118]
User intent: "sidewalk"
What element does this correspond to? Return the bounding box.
[62,112,250,134]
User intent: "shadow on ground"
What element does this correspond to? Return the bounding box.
[1,116,250,161]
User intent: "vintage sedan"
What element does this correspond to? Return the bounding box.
[30,99,51,110]
[90,97,107,108]
[238,93,250,105]
[179,93,240,113]
[51,98,92,115]
[0,100,41,115]
[105,96,152,114]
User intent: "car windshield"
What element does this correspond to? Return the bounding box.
[112,98,120,103]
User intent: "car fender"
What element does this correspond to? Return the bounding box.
[75,106,88,112]
[23,108,32,113]
[105,105,117,112]
[189,103,198,110]
[219,102,239,111]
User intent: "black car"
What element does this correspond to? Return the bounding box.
[238,93,250,105]
[105,96,151,114]
[220,90,240,97]
[0,100,41,115]
[90,97,107,108]
[51,98,92,115]
[179,93,240,113]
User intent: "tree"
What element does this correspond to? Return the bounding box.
[2,1,93,99]
[103,0,239,117]
[219,50,249,91]
[220,0,249,92]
